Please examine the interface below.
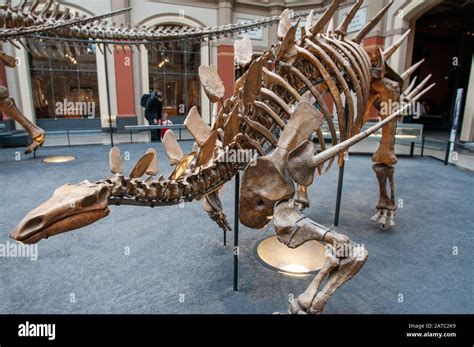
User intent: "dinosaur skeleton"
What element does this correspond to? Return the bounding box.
[0,0,324,154]
[10,0,434,314]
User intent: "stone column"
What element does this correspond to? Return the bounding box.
[216,1,235,102]
[268,1,285,46]
[217,0,233,26]
[109,0,131,122]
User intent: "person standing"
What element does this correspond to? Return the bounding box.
[144,91,164,142]
[158,112,173,140]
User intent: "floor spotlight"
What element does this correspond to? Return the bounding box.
[255,235,327,277]
[42,156,76,163]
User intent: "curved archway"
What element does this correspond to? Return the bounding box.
[16,2,103,129]
[59,2,96,17]
[387,0,474,138]
[385,1,442,73]
[138,13,205,28]
[136,14,211,125]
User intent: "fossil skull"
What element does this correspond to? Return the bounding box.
[10,181,111,244]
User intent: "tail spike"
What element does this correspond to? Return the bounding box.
[406,74,432,100]
[403,76,418,96]
[384,29,411,60]
[411,83,436,103]
[353,0,394,43]
[310,0,342,36]
[401,59,425,80]
[335,0,363,38]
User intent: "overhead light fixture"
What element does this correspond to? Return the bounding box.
[42,156,76,163]
[158,58,169,68]
[255,235,327,277]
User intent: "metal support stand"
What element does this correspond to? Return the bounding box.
[410,142,415,158]
[103,43,114,148]
[421,136,425,157]
[233,171,240,291]
[444,141,451,166]
[207,38,212,127]
[334,160,345,227]
[445,89,464,166]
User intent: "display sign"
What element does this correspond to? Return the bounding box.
[237,18,263,40]
[339,6,367,33]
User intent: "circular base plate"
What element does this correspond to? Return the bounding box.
[42,155,76,163]
[255,235,327,277]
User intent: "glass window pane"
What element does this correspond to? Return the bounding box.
[148,26,201,119]
[28,40,100,120]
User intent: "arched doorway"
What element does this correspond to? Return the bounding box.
[148,30,202,120]
[409,1,474,138]
[137,15,212,125]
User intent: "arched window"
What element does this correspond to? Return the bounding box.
[28,40,100,120]
[148,26,201,118]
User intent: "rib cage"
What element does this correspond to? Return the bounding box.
[239,33,373,173]
[100,0,434,210]
[105,31,375,208]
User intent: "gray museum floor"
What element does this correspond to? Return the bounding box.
[0,141,472,314]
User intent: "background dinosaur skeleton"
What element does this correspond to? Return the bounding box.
[0,0,313,154]
[0,0,133,154]
[9,0,434,314]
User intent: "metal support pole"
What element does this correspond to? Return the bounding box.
[103,43,114,148]
[67,130,71,147]
[129,130,133,144]
[410,142,415,158]
[421,136,425,157]
[179,127,182,141]
[233,171,240,291]
[334,160,345,227]
[444,141,451,165]
[207,38,212,127]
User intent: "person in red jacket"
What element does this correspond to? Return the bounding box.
[159,112,173,140]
